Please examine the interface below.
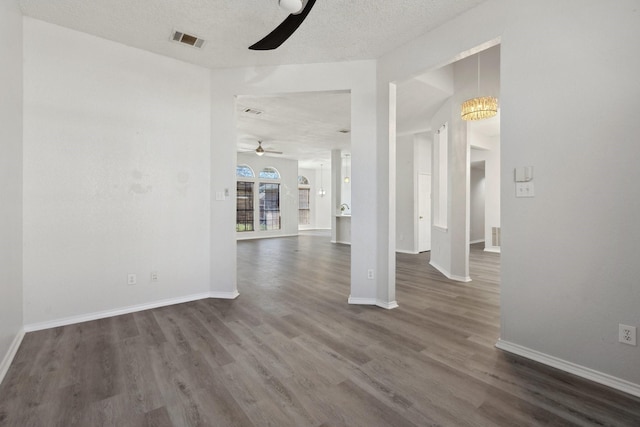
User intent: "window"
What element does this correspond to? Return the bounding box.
[259,183,280,230]
[298,175,310,225]
[236,165,284,233]
[259,167,280,180]
[236,181,254,232]
[434,123,448,229]
[236,164,255,178]
[298,188,310,225]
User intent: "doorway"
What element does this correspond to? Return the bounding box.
[469,161,485,246]
[418,173,431,252]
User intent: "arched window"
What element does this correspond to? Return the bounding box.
[298,175,311,225]
[258,167,280,180]
[236,165,255,178]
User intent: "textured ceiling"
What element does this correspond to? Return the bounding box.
[19,0,496,169]
[236,91,350,169]
[235,51,499,169]
[19,0,486,69]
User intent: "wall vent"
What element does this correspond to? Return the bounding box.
[171,30,206,49]
[492,227,501,247]
[242,108,264,115]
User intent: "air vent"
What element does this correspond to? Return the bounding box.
[171,30,205,49]
[492,227,501,247]
[242,108,264,115]
[338,129,350,134]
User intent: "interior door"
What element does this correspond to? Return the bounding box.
[418,173,431,252]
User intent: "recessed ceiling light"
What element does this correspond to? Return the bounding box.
[338,129,350,134]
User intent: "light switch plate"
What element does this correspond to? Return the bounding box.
[515,166,534,182]
[516,182,535,198]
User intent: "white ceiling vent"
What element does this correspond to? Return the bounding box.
[242,108,264,115]
[171,30,205,49]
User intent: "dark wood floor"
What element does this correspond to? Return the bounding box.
[1,234,639,426]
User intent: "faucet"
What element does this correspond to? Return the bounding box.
[340,203,350,212]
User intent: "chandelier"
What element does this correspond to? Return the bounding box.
[461,53,498,121]
[461,96,498,121]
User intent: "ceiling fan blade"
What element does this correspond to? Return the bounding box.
[264,150,283,154]
[249,0,317,50]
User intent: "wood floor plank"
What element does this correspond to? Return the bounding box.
[1,233,639,426]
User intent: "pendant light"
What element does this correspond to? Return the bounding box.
[318,164,326,197]
[461,52,498,121]
[343,154,350,184]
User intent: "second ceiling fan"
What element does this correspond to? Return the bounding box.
[253,141,282,156]
[249,0,317,50]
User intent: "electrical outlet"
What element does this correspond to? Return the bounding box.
[515,182,535,198]
[619,324,637,346]
[367,269,374,280]
[127,274,137,285]
[151,271,159,282]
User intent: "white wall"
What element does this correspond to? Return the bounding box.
[0,0,24,382]
[470,133,500,252]
[499,0,640,390]
[415,133,432,176]
[469,163,485,243]
[22,18,212,327]
[313,166,332,229]
[396,135,415,252]
[428,100,459,279]
[340,155,352,214]
[379,0,640,394]
[236,153,299,238]
[298,166,331,230]
[396,132,433,254]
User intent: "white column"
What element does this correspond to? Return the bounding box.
[330,149,341,243]
[209,83,239,299]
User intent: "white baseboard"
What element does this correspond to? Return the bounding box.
[23,291,233,332]
[210,290,240,299]
[484,247,501,254]
[396,249,419,255]
[496,339,640,398]
[470,239,485,244]
[0,329,25,385]
[429,261,472,283]
[237,233,298,241]
[348,296,377,305]
[376,300,399,310]
[348,296,399,310]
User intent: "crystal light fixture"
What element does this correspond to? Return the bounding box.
[461,96,498,121]
[461,53,498,121]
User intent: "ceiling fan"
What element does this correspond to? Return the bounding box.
[243,141,283,156]
[249,0,317,50]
